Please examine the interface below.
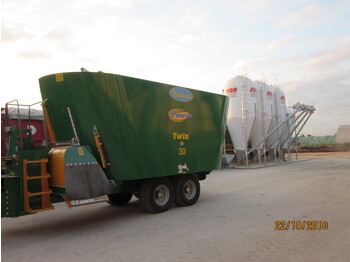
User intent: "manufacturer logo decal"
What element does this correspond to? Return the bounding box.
[168,109,193,122]
[173,132,190,140]
[266,91,273,100]
[226,87,238,94]
[249,87,257,93]
[169,87,193,102]
[26,125,37,135]
[250,87,257,97]
[178,163,189,174]
[225,87,238,97]
[55,73,64,82]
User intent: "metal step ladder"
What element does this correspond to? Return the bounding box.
[23,158,54,213]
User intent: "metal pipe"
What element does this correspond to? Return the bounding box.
[290,113,313,145]
[5,99,23,152]
[295,129,299,160]
[279,111,307,147]
[278,112,309,150]
[239,107,302,160]
[67,107,80,144]
[268,110,308,151]
[266,110,302,149]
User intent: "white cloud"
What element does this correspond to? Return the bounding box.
[304,47,350,71]
[245,16,258,24]
[1,23,33,43]
[267,35,295,50]
[223,0,272,15]
[17,48,52,60]
[180,34,198,43]
[178,7,206,28]
[278,4,326,27]
[339,35,350,46]
[73,0,158,9]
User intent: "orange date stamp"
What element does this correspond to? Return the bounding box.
[275,220,328,230]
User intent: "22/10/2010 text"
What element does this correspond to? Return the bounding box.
[275,220,328,230]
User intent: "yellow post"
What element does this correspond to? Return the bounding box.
[42,104,56,143]
[94,134,107,168]
[22,159,31,213]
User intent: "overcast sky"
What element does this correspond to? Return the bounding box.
[1,0,350,136]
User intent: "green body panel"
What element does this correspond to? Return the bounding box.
[2,175,20,217]
[39,72,228,182]
[1,148,50,217]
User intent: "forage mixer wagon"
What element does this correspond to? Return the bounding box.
[2,72,228,217]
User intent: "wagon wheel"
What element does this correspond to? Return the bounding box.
[108,193,133,206]
[140,178,174,213]
[173,174,200,206]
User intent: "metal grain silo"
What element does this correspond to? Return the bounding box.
[278,89,288,150]
[283,107,296,148]
[262,83,274,139]
[265,85,279,151]
[250,81,275,152]
[224,75,257,160]
[250,81,264,154]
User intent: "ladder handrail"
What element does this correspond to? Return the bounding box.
[4,100,44,152]
[5,100,23,152]
[23,158,54,214]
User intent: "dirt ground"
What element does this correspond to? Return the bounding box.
[2,152,350,262]
[294,151,350,159]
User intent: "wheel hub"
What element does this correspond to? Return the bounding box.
[154,185,170,206]
[183,180,196,200]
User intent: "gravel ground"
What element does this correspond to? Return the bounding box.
[2,152,350,262]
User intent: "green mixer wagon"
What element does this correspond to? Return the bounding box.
[2,72,228,216]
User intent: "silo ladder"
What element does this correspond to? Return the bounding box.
[23,158,54,213]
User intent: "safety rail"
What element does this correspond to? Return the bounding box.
[4,100,47,153]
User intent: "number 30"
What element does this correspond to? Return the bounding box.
[178,148,186,155]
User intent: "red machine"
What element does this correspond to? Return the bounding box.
[1,105,49,158]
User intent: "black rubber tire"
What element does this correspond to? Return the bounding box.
[173,174,200,206]
[140,178,174,213]
[133,192,141,199]
[108,193,133,206]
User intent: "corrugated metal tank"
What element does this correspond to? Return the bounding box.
[250,81,274,151]
[224,76,257,159]
[283,107,296,148]
[250,81,264,150]
[265,85,279,150]
[278,89,288,149]
[262,83,274,137]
